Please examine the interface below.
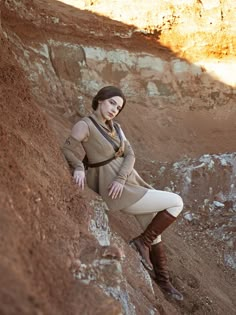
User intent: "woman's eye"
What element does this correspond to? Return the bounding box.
[109,99,121,111]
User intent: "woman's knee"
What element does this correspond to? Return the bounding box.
[166,192,184,217]
[175,193,184,210]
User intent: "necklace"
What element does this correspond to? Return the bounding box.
[99,123,116,138]
[92,113,117,138]
[108,129,116,138]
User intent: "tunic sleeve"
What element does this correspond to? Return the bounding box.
[61,136,85,172]
[115,139,135,185]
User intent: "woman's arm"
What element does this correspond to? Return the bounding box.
[108,129,135,199]
[62,120,89,189]
[115,139,135,185]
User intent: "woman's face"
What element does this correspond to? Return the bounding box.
[98,96,124,121]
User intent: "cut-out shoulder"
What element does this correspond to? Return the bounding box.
[71,120,89,142]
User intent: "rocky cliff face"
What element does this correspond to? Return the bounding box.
[0,1,235,314]
[3,0,236,161]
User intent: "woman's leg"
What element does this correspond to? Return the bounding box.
[123,189,183,217]
[122,189,183,245]
[122,189,184,301]
[135,214,162,244]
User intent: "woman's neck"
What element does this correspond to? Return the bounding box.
[92,111,113,131]
[93,110,106,124]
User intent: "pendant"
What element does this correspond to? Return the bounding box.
[109,130,116,138]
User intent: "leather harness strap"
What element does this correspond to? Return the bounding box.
[88,116,121,151]
[83,116,122,169]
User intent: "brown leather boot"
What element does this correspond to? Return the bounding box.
[130,210,176,271]
[150,242,183,301]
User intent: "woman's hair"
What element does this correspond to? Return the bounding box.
[92,86,126,113]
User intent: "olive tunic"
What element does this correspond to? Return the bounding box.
[62,114,152,211]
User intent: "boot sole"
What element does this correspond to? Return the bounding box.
[157,283,184,301]
[164,290,184,301]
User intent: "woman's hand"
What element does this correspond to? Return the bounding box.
[108,181,124,199]
[73,170,86,190]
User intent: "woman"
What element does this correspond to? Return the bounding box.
[62,86,184,301]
